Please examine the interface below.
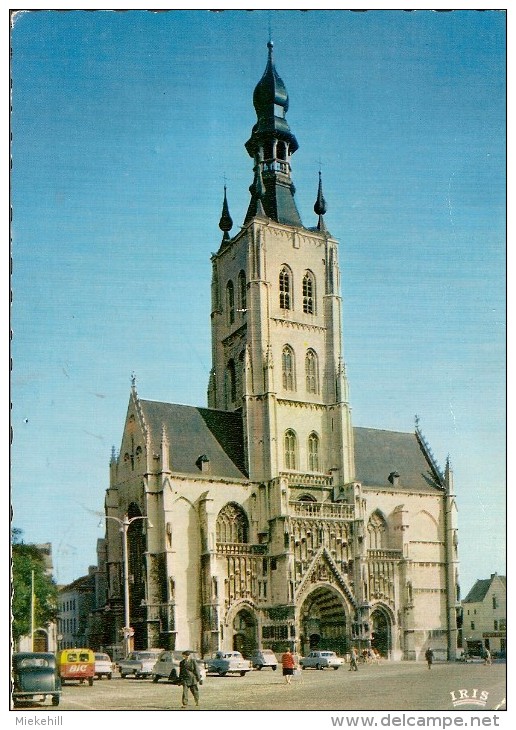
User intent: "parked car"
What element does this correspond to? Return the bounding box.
[206,651,252,676]
[56,648,95,685]
[94,652,113,680]
[12,652,61,707]
[152,650,207,683]
[118,650,162,679]
[300,651,344,670]
[250,649,278,670]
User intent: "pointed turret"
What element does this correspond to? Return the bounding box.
[244,42,302,227]
[218,185,233,246]
[314,171,328,232]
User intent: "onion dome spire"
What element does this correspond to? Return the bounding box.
[314,171,328,232]
[244,42,302,227]
[218,185,233,243]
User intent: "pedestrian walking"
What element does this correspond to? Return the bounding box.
[178,650,201,708]
[282,648,296,684]
[425,647,434,669]
[483,647,492,666]
[349,647,358,671]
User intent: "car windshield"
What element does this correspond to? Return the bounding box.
[95,654,110,661]
[18,657,50,668]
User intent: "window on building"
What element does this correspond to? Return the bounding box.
[302,271,315,314]
[471,622,475,630]
[238,270,246,313]
[216,503,249,544]
[284,429,297,470]
[305,349,318,393]
[282,345,295,390]
[494,620,498,631]
[279,266,292,310]
[308,432,320,472]
[367,511,387,550]
[226,280,235,325]
[492,595,498,609]
[226,359,237,404]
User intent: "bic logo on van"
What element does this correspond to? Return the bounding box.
[450,689,489,707]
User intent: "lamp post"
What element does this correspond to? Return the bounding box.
[102,514,153,658]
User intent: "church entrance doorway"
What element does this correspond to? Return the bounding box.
[299,586,348,656]
[370,607,391,657]
[232,608,257,659]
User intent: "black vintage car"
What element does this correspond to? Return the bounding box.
[12,652,61,707]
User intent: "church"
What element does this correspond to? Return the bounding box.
[101,42,460,662]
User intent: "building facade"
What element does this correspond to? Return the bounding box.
[462,573,506,657]
[57,569,96,650]
[101,43,460,661]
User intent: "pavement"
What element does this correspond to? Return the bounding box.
[11,660,507,713]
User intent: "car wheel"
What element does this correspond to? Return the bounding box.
[88,677,94,686]
[218,669,227,676]
[316,663,321,670]
[256,665,262,670]
[52,695,60,706]
[153,675,159,683]
[107,673,112,680]
[333,666,340,670]
[272,666,277,671]
[240,671,247,676]
[121,673,126,679]
[301,666,306,670]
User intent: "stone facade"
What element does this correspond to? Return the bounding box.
[101,44,460,662]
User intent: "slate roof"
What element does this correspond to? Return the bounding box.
[139,400,248,479]
[463,575,507,604]
[137,399,442,492]
[354,426,443,492]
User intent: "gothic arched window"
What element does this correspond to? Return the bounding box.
[308,432,320,472]
[305,349,318,394]
[226,359,237,405]
[284,429,297,470]
[303,271,315,314]
[279,266,292,310]
[282,345,295,391]
[367,511,387,550]
[216,503,249,544]
[238,270,247,313]
[226,280,235,325]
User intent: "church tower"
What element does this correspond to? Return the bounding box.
[208,42,356,488]
[103,39,460,663]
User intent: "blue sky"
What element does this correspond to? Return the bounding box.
[10,9,506,597]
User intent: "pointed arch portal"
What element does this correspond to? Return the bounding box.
[232,608,257,658]
[370,606,392,658]
[299,586,349,656]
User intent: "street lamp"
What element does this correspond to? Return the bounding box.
[101,514,153,657]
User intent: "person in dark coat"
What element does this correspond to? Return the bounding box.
[425,647,434,669]
[178,651,202,708]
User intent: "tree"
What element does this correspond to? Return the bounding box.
[11,528,59,646]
